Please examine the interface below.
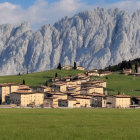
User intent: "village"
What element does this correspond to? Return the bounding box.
[0,65,140,109]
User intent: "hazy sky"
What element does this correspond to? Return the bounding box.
[0,0,140,29]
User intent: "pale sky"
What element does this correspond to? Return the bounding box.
[0,0,140,29]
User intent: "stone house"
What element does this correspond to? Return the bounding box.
[62,65,73,70]
[99,71,112,77]
[76,66,85,71]
[86,71,100,76]
[91,94,107,108]
[106,95,131,108]
[123,69,132,75]
[81,86,104,94]
[10,91,44,107]
[37,86,52,92]
[0,83,20,104]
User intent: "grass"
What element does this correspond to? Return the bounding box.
[0,69,84,87]
[92,73,140,95]
[0,108,140,140]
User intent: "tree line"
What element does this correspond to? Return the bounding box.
[104,58,140,72]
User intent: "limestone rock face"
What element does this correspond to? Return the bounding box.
[0,8,140,75]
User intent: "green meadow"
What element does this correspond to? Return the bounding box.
[0,109,139,140]
[95,73,140,96]
[0,69,84,87]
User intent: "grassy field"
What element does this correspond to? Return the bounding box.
[0,69,84,87]
[0,108,139,140]
[92,73,140,96]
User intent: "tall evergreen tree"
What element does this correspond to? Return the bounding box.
[118,91,120,95]
[135,62,138,73]
[22,79,25,85]
[108,65,111,71]
[128,60,132,69]
[55,72,58,78]
[57,63,62,70]
[45,81,48,86]
[73,62,77,69]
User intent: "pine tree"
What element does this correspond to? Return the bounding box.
[118,91,120,95]
[55,72,58,78]
[73,62,77,69]
[57,63,62,70]
[135,62,138,73]
[108,65,111,71]
[45,81,48,86]
[128,60,132,69]
[22,79,25,85]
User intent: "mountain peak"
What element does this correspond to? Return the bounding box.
[0,8,140,75]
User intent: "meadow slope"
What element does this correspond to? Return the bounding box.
[0,69,84,87]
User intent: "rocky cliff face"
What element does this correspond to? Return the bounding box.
[0,8,140,75]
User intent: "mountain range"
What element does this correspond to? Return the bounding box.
[0,8,140,75]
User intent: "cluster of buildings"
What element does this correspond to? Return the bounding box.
[123,66,140,76]
[0,69,139,109]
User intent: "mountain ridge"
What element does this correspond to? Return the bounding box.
[0,8,140,75]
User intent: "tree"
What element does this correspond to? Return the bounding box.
[128,60,132,69]
[45,81,48,86]
[22,79,25,85]
[120,61,127,70]
[27,71,28,74]
[55,72,58,78]
[19,72,20,76]
[73,62,77,70]
[57,63,62,70]
[118,91,120,95]
[108,65,111,71]
[135,62,138,73]
[105,76,108,80]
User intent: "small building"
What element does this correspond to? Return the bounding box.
[123,69,132,75]
[37,86,52,92]
[17,85,32,93]
[52,83,67,92]
[62,65,73,70]
[10,91,44,107]
[91,94,107,108]
[77,66,85,71]
[82,80,106,88]
[43,97,58,108]
[99,71,112,77]
[86,71,100,76]
[51,77,61,82]
[73,97,91,108]
[66,80,82,88]
[44,92,68,108]
[0,83,20,104]
[79,77,90,83]
[137,67,140,73]
[67,86,81,93]
[106,95,131,108]
[61,77,71,82]
[81,85,104,94]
